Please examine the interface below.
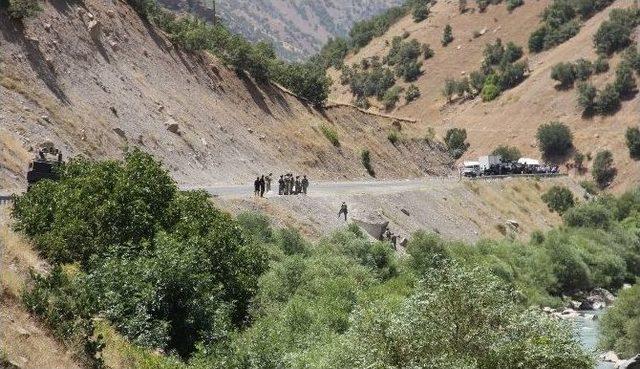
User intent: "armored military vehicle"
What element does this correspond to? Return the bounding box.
[27,146,63,189]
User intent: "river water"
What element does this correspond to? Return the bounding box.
[573,310,615,369]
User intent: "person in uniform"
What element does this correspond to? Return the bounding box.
[278,175,285,195]
[338,202,348,221]
[266,173,272,193]
[302,175,309,195]
[259,175,266,197]
[254,177,260,196]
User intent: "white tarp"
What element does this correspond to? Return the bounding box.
[518,158,540,165]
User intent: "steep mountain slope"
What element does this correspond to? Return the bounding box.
[157,0,404,60]
[0,0,452,191]
[330,0,640,191]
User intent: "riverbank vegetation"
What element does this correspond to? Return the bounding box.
[11,151,640,368]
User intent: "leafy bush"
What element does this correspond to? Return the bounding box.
[318,37,349,69]
[506,0,524,11]
[320,124,340,147]
[492,145,521,162]
[388,130,400,145]
[422,43,434,59]
[551,62,576,88]
[542,186,575,215]
[6,0,41,19]
[477,0,489,12]
[272,60,331,106]
[626,126,640,159]
[574,58,594,80]
[577,82,597,113]
[441,24,454,46]
[614,61,637,97]
[412,3,430,22]
[594,14,637,55]
[580,180,599,195]
[382,86,403,110]
[595,83,621,114]
[600,284,640,359]
[444,128,470,159]
[405,84,421,102]
[536,121,573,158]
[594,56,610,73]
[15,150,267,358]
[361,149,375,176]
[348,63,396,99]
[592,150,616,188]
[481,81,500,101]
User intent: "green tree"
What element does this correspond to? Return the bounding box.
[625,126,640,159]
[592,150,616,188]
[614,62,637,97]
[444,128,470,159]
[492,145,522,162]
[595,83,621,114]
[481,82,500,101]
[382,86,403,110]
[405,84,421,102]
[577,82,597,113]
[361,149,375,176]
[536,121,573,158]
[443,78,457,102]
[600,284,640,358]
[7,0,42,19]
[542,186,576,215]
[442,24,454,46]
[550,62,576,88]
[412,3,430,22]
[594,19,633,55]
[273,60,331,106]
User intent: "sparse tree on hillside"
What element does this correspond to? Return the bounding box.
[542,186,576,215]
[492,145,522,162]
[574,152,585,172]
[592,150,616,188]
[551,62,576,88]
[422,43,435,59]
[459,0,468,13]
[443,78,457,102]
[577,82,597,114]
[536,121,573,158]
[595,83,621,115]
[477,0,489,12]
[614,62,637,97]
[7,0,42,19]
[413,3,430,22]
[405,84,421,103]
[456,77,471,98]
[625,127,640,159]
[442,24,454,46]
[444,128,470,159]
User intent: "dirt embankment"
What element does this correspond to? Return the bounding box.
[0,0,452,191]
[330,0,640,192]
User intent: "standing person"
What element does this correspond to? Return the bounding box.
[338,202,348,221]
[294,176,301,195]
[266,173,272,193]
[288,174,294,195]
[302,175,309,195]
[253,177,259,196]
[283,174,290,195]
[278,175,285,195]
[259,175,266,197]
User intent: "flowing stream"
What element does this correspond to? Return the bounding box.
[573,310,615,369]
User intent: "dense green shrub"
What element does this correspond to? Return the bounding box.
[412,3,430,22]
[477,0,489,12]
[6,0,41,19]
[542,186,575,215]
[444,128,470,159]
[481,81,500,101]
[574,58,594,80]
[577,82,597,113]
[594,56,610,73]
[318,37,349,69]
[492,145,521,162]
[564,203,613,229]
[442,78,457,102]
[551,62,576,88]
[422,43,434,59]
[405,84,421,102]
[614,61,637,97]
[382,86,403,110]
[320,124,340,147]
[506,0,524,11]
[580,180,599,195]
[388,129,400,145]
[593,8,640,55]
[536,121,573,158]
[592,150,616,188]
[361,149,375,176]
[348,63,396,99]
[441,24,454,46]
[626,126,640,159]
[272,59,331,106]
[600,284,640,359]
[594,83,621,114]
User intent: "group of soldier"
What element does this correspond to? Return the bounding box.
[278,174,309,195]
[253,173,310,197]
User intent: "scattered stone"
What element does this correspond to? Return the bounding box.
[259,134,266,140]
[247,128,254,134]
[112,127,126,139]
[401,208,410,216]
[87,12,94,20]
[567,300,581,310]
[456,45,461,50]
[14,325,30,337]
[109,106,118,117]
[623,283,632,289]
[109,40,119,51]
[479,27,487,35]
[157,105,165,112]
[167,123,180,135]
[542,306,555,314]
[106,9,116,18]
[43,23,52,32]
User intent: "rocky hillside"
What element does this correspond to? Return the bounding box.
[0,0,452,191]
[157,0,404,60]
[329,0,640,191]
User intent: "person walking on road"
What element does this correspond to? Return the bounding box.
[302,175,309,195]
[259,175,266,197]
[338,202,348,221]
[254,177,260,196]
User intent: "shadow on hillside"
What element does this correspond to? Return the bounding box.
[141,18,171,54]
[238,72,272,116]
[51,0,86,16]
[0,18,70,104]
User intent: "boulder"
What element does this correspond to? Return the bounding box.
[166,123,180,134]
[616,355,640,369]
[588,288,616,305]
[352,212,389,240]
[112,127,126,139]
[87,19,102,39]
[601,351,620,363]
